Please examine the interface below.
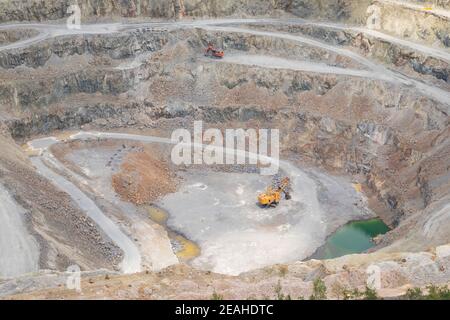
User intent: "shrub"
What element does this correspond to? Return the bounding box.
[275,280,292,300]
[211,291,223,300]
[425,285,450,300]
[342,287,379,300]
[362,286,379,300]
[405,287,424,300]
[405,285,450,300]
[310,278,327,300]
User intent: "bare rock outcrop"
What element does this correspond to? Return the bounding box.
[2,243,450,299]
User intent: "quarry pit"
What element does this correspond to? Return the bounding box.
[0,0,449,300]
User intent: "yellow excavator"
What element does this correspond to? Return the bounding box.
[258,177,291,208]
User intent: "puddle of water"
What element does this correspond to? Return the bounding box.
[171,234,201,260]
[312,218,389,260]
[147,206,169,225]
[21,144,41,156]
[146,205,200,262]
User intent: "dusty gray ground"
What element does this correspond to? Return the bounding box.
[0,184,39,278]
[160,167,372,275]
[62,143,178,272]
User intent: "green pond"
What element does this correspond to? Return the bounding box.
[313,218,390,260]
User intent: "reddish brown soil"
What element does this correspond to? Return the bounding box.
[112,148,176,204]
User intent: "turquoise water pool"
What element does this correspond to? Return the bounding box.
[312,218,390,260]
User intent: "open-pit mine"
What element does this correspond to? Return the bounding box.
[0,0,449,300]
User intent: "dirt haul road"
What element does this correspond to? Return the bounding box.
[221,54,395,80]
[202,25,450,109]
[2,17,449,60]
[1,18,448,108]
[28,137,142,274]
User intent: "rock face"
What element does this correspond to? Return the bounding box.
[250,23,450,84]
[289,0,372,23]
[0,0,290,22]
[374,1,450,47]
[0,133,123,273]
[0,0,382,23]
[0,29,38,46]
[2,243,450,299]
[0,0,371,22]
[0,30,168,69]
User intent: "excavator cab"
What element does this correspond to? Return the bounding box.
[258,186,282,207]
[204,43,224,58]
[258,177,291,208]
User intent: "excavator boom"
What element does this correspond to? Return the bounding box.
[257,177,291,207]
[205,43,224,58]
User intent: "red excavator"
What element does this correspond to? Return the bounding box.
[204,43,224,58]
